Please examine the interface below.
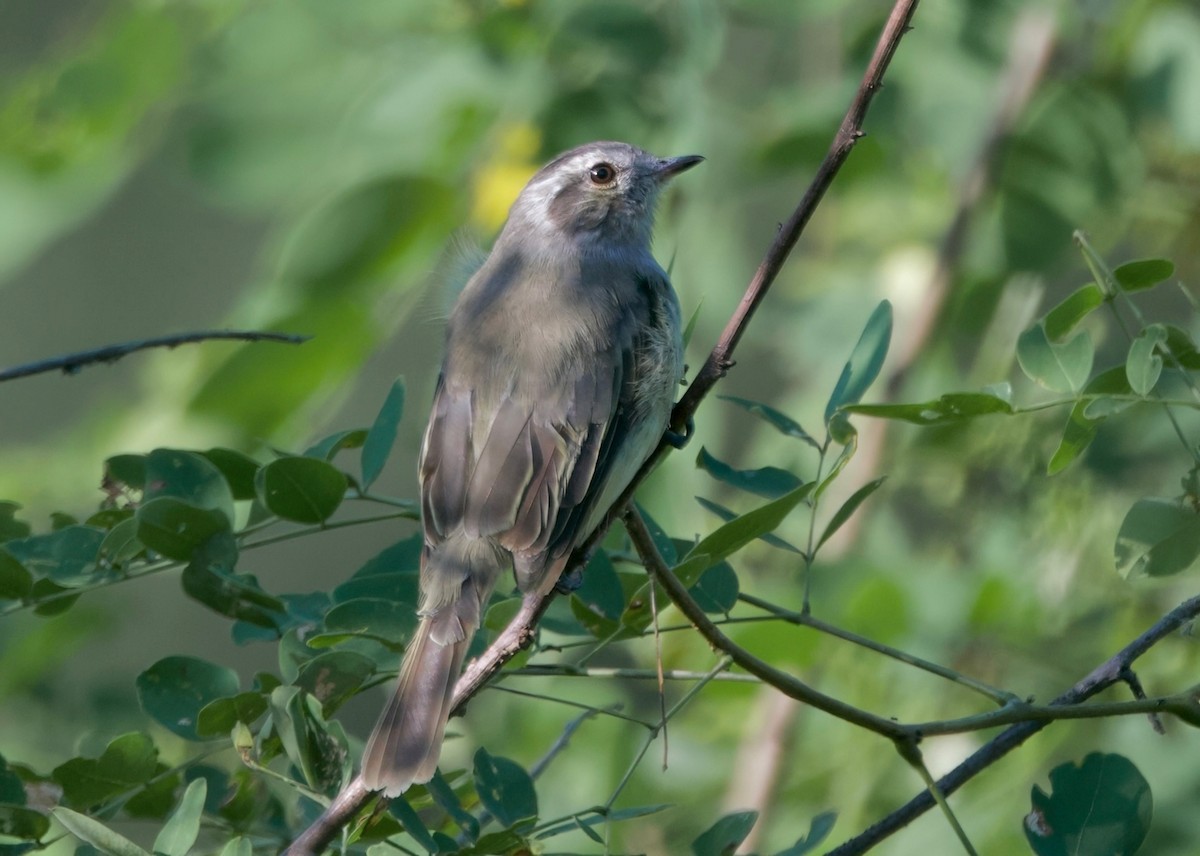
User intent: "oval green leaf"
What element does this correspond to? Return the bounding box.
[1017,323,1093,393]
[255,456,347,523]
[1114,258,1174,292]
[136,656,241,740]
[361,376,405,489]
[1026,753,1151,856]
[136,498,230,561]
[152,778,207,856]
[1125,324,1166,395]
[473,748,537,830]
[1114,497,1200,579]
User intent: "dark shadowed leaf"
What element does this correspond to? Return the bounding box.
[775,811,837,855]
[817,478,885,550]
[1048,367,1130,474]
[181,532,284,627]
[136,498,229,561]
[53,733,158,808]
[0,502,31,542]
[692,810,758,856]
[473,748,537,830]
[1161,325,1200,370]
[1114,258,1174,292]
[255,457,347,523]
[294,650,376,713]
[0,550,33,600]
[315,598,416,647]
[689,561,739,613]
[634,504,678,565]
[2,526,106,587]
[1114,497,1200,579]
[201,449,261,500]
[333,534,422,604]
[1025,753,1151,856]
[196,692,268,738]
[361,377,405,490]
[143,449,235,525]
[136,656,240,740]
[695,447,803,499]
[719,396,819,448]
[304,429,368,461]
[427,771,479,842]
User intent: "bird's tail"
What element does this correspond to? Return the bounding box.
[361,563,487,796]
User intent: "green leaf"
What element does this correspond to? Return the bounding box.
[294,650,376,713]
[1075,230,1118,298]
[1017,323,1093,393]
[682,300,703,347]
[426,771,480,841]
[30,578,80,615]
[775,811,837,855]
[361,377,405,490]
[0,803,50,840]
[1048,367,1130,475]
[201,449,261,501]
[98,517,145,570]
[695,447,803,499]
[1114,258,1174,292]
[104,455,147,492]
[255,457,347,523]
[196,692,269,738]
[695,497,802,554]
[53,733,158,808]
[334,534,422,604]
[304,429,368,461]
[136,498,230,561]
[817,478,885,550]
[473,748,537,830]
[572,549,625,619]
[386,797,437,851]
[0,502,32,542]
[635,504,678,565]
[689,561,739,614]
[53,807,151,856]
[152,778,206,856]
[1026,753,1151,856]
[181,532,284,628]
[1114,497,1200,579]
[1044,283,1104,340]
[719,396,819,448]
[2,526,106,587]
[535,804,672,841]
[136,656,240,741]
[845,392,1014,425]
[692,810,758,856]
[0,550,33,600]
[143,449,235,526]
[674,481,814,587]
[218,838,253,856]
[315,598,416,647]
[1161,325,1200,370]
[824,301,893,427]
[1126,324,1166,395]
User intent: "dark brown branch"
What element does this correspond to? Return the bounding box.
[284,3,922,852]
[826,593,1200,855]
[0,330,310,384]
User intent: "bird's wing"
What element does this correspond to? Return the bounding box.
[419,274,670,588]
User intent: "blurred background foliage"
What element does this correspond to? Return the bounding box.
[2,0,1200,853]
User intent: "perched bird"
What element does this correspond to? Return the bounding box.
[361,141,702,796]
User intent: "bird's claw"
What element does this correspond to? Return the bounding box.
[554,566,585,594]
[664,416,694,450]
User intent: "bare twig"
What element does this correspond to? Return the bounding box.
[826,593,1200,855]
[0,330,310,384]
[284,3,922,851]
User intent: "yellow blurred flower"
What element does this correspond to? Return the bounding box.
[470,124,541,232]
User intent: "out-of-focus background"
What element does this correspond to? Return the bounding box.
[2,0,1199,853]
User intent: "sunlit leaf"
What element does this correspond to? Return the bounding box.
[53,806,151,856]
[1017,322,1093,393]
[152,778,206,856]
[695,497,802,554]
[1125,324,1166,395]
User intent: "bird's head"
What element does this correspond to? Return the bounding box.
[505,141,703,252]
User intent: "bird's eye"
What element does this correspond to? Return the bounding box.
[588,162,616,185]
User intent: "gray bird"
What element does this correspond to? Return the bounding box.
[361,141,702,796]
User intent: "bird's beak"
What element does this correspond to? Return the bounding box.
[654,154,705,180]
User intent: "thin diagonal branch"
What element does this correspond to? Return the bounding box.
[283,3,922,852]
[0,329,310,384]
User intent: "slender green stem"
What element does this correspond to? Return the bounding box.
[509,665,760,683]
[488,685,651,727]
[899,741,978,856]
[738,593,1018,705]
